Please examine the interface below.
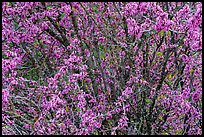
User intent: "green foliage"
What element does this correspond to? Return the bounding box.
[93,129,99,135]
[9,42,14,48]
[145,99,151,103]
[13,21,19,30]
[47,5,52,9]
[162,132,170,135]
[144,33,150,37]
[190,69,194,74]
[167,74,172,79]
[158,30,165,37]
[65,106,69,112]
[157,52,163,56]
[2,52,9,59]
[36,51,42,58]
[75,108,81,112]
[61,13,65,18]
[153,29,157,34]
[43,44,48,48]
[166,30,171,36]
[176,129,183,134]
[22,67,39,81]
[35,39,40,45]
[100,45,105,59]
[93,5,98,13]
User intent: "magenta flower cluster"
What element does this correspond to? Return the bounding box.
[2,2,202,135]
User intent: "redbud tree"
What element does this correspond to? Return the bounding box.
[2,2,202,135]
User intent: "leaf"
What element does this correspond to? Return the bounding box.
[47,5,52,9]
[145,99,151,103]
[100,45,105,59]
[176,129,183,134]
[2,52,9,59]
[9,43,14,47]
[166,30,171,36]
[152,61,156,65]
[23,68,39,81]
[93,5,98,13]
[75,108,81,112]
[93,129,99,135]
[43,44,48,48]
[190,69,194,74]
[158,30,164,37]
[167,80,172,86]
[160,95,165,99]
[36,52,42,58]
[157,96,161,101]
[35,39,39,45]
[159,116,163,120]
[13,21,19,30]
[153,30,157,34]
[167,74,172,79]
[162,132,170,135]
[65,106,69,112]
[145,33,150,37]
[107,120,112,124]
[61,13,65,19]
[157,52,163,56]
[100,45,104,51]
[162,109,166,113]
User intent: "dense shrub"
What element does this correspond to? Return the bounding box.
[2,2,202,135]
